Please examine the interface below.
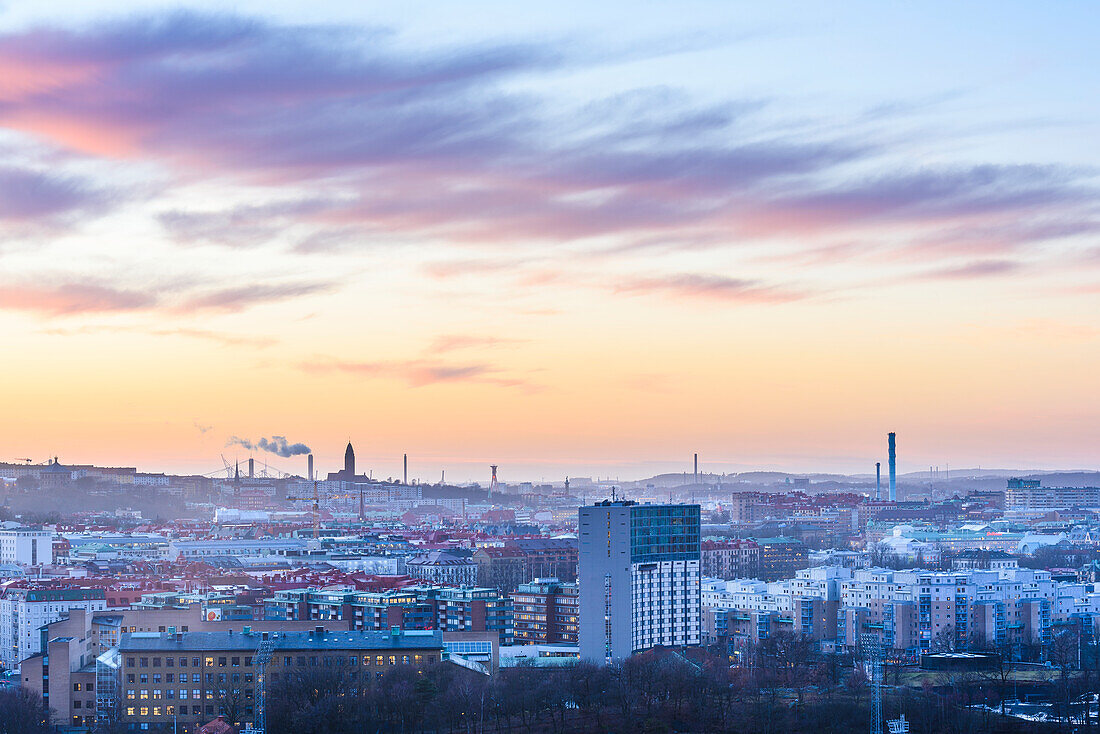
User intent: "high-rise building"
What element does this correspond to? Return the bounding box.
[578,501,701,664]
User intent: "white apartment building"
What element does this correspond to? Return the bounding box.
[0,528,54,566]
[700,564,1100,655]
[0,587,107,669]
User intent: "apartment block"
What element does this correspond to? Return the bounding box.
[511,578,579,645]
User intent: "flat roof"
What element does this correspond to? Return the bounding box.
[120,629,443,653]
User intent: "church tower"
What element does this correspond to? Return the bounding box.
[344,442,355,478]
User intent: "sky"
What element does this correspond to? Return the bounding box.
[1,1,1098,483]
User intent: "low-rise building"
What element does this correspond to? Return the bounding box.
[406,551,478,586]
[108,628,443,730]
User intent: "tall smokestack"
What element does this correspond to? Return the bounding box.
[248,457,254,479]
[693,453,698,485]
[307,454,314,481]
[403,454,408,485]
[888,432,897,502]
[875,462,881,501]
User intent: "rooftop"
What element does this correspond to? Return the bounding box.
[121,628,444,653]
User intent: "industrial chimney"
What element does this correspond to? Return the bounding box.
[248,457,254,479]
[693,453,698,485]
[403,454,408,485]
[888,432,897,502]
[875,462,881,501]
[307,454,314,481]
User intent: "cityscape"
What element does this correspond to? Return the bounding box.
[1,439,1099,732]
[2,2,1099,733]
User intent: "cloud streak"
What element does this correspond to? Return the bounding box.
[0,278,335,318]
[304,358,532,389]
[614,273,810,304]
[0,166,114,223]
[0,283,156,315]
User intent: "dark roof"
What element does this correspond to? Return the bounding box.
[507,538,577,551]
[407,550,474,566]
[120,629,443,653]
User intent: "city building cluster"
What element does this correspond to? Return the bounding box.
[2,443,1100,731]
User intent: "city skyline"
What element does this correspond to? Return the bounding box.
[3,1,1099,479]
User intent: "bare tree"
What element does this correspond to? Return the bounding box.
[0,687,50,734]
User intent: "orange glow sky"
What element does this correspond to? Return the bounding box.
[1,2,1098,481]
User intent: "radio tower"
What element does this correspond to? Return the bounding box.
[253,633,277,734]
[489,465,499,499]
[860,633,884,734]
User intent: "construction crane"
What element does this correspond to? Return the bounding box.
[285,480,321,539]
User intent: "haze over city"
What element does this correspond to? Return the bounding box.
[2,1,1098,482]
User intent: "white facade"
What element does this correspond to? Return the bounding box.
[632,559,701,651]
[0,590,106,669]
[0,528,54,566]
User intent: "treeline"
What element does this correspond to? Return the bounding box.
[264,636,1058,734]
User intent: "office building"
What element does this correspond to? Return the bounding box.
[0,528,54,566]
[578,501,701,663]
[1005,478,1100,513]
